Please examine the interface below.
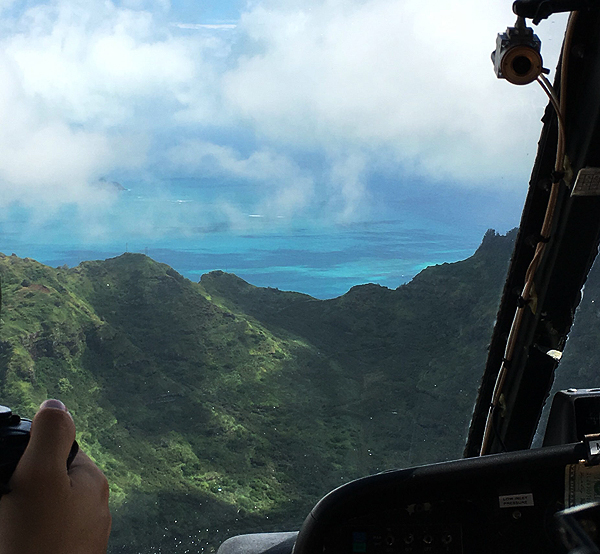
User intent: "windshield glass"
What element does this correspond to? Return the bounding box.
[0,1,568,552]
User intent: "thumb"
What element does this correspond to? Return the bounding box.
[15,399,76,482]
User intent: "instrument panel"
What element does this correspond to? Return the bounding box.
[293,443,594,554]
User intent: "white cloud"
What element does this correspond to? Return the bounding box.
[0,0,569,227]
[222,0,568,186]
[167,139,315,219]
[327,154,369,222]
[3,1,214,126]
[166,139,294,181]
[0,49,135,207]
[0,0,222,210]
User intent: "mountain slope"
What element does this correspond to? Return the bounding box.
[0,230,515,552]
[201,228,516,468]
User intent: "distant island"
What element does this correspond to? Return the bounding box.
[97,177,127,191]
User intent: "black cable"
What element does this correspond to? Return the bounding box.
[491,405,508,453]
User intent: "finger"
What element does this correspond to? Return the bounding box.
[14,399,75,485]
[68,450,110,504]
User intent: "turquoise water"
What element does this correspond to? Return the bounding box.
[0,177,523,298]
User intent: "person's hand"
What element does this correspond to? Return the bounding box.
[0,399,111,554]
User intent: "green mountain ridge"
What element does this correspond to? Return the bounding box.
[3,228,574,553]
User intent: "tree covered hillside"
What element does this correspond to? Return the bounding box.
[0,230,515,552]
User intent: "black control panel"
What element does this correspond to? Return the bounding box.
[327,518,464,553]
[294,443,590,554]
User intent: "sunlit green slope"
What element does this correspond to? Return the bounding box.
[0,229,514,552]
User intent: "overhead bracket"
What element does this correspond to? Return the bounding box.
[513,0,598,25]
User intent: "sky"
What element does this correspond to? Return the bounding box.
[0,0,569,283]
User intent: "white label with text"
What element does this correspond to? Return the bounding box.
[498,494,534,508]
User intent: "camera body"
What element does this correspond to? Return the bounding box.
[0,405,78,493]
[492,20,543,85]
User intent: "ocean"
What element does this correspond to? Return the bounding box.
[0,177,524,299]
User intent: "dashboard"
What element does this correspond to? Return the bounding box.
[292,442,594,554]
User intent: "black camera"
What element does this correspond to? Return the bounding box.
[492,17,543,85]
[0,405,78,494]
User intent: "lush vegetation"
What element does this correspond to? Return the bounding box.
[0,230,527,552]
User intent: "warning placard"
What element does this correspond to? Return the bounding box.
[498,494,534,508]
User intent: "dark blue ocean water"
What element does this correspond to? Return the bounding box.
[0,177,524,299]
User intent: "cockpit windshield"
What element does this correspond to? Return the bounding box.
[0,1,578,552]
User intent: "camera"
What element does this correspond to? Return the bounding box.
[0,405,78,494]
[491,17,543,85]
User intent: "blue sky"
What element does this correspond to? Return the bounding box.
[0,0,569,279]
[169,0,243,22]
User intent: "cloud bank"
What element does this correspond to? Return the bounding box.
[0,0,568,227]
[221,0,566,183]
